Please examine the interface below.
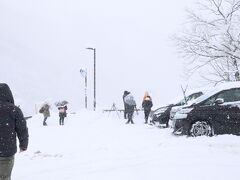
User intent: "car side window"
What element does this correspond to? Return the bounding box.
[202,90,229,105]
[202,95,218,106]
[217,90,232,102]
[223,88,240,102]
[215,89,240,102]
[203,89,240,106]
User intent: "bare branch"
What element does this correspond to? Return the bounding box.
[174,0,240,84]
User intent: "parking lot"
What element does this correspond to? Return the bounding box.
[13,111,240,180]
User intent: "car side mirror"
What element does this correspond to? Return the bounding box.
[214,98,224,105]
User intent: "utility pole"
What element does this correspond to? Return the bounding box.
[86,47,96,111]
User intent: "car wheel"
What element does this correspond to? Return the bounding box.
[190,121,212,137]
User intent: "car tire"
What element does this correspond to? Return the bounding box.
[190,121,212,137]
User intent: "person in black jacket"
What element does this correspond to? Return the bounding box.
[123,91,130,119]
[142,92,153,124]
[0,83,29,180]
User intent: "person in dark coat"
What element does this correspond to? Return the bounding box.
[39,103,50,126]
[124,92,136,124]
[142,92,153,124]
[0,83,29,180]
[123,91,130,119]
[58,105,67,125]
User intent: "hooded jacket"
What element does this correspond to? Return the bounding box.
[142,96,153,111]
[0,83,29,157]
[124,94,136,113]
[39,104,50,118]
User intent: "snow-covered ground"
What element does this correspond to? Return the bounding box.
[13,110,240,180]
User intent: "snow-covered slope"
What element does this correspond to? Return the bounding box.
[13,110,240,180]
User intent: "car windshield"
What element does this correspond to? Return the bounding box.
[175,92,203,106]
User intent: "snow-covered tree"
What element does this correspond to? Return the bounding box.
[175,0,240,84]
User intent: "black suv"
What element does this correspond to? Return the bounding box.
[173,83,240,136]
[150,91,204,127]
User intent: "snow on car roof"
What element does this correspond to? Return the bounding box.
[186,87,211,95]
[154,84,227,109]
[191,81,240,105]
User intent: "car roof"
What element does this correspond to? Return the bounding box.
[191,81,240,105]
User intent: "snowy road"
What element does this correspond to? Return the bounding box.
[13,110,240,180]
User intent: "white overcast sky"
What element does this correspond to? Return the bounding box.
[0,0,197,114]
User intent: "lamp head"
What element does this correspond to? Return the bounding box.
[86,47,95,50]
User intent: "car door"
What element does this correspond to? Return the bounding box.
[218,89,240,135]
[199,94,226,134]
[199,89,240,134]
[212,89,240,134]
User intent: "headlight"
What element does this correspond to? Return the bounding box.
[178,108,193,114]
[170,111,177,119]
[173,108,193,120]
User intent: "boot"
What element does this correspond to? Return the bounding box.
[145,118,148,124]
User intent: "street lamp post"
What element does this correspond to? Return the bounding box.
[80,69,87,109]
[86,47,96,111]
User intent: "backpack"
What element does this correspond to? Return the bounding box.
[39,107,44,113]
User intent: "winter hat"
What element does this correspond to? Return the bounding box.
[124,91,130,96]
